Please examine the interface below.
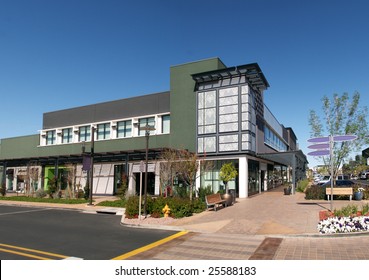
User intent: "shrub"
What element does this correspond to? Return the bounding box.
[125,196,140,218]
[334,204,358,217]
[124,195,206,219]
[192,198,206,213]
[197,185,213,203]
[167,197,193,218]
[151,196,168,217]
[76,189,84,199]
[296,179,309,193]
[35,189,47,198]
[46,177,58,198]
[173,185,189,198]
[0,185,6,196]
[361,203,369,215]
[83,184,90,200]
[305,185,326,200]
[97,199,126,208]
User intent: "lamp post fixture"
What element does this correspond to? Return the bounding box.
[141,125,155,217]
[81,126,95,206]
[89,126,95,206]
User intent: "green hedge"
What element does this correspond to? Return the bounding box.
[305,185,326,200]
[125,195,206,219]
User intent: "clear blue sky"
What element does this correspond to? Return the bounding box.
[1,0,368,168]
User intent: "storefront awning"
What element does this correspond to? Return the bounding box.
[258,150,308,167]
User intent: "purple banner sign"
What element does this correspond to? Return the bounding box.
[307,136,330,143]
[307,143,330,150]
[82,155,91,171]
[333,135,358,142]
[308,150,330,156]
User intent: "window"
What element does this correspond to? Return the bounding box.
[79,126,91,142]
[117,120,132,138]
[97,123,110,140]
[46,130,56,145]
[62,128,73,143]
[138,117,155,136]
[162,115,170,134]
[197,91,216,134]
[218,87,239,133]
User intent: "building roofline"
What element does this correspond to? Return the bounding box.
[191,62,270,90]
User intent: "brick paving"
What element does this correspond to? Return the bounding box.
[124,187,369,260]
[3,188,369,260]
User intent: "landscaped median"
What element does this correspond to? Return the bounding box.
[0,196,88,204]
[318,203,369,234]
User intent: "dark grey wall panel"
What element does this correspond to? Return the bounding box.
[43,92,170,129]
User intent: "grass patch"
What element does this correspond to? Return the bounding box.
[0,196,87,204]
[96,200,126,208]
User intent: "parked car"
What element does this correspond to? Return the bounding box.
[360,171,369,180]
[321,180,355,187]
[317,175,350,185]
[317,175,331,185]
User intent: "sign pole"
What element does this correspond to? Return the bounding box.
[139,161,144,221]
[307,134,358,212]
[329,135,334,212]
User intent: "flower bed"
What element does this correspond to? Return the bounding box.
[318,216,369,234]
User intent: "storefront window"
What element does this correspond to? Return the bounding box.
[248,159,259,195]
[200,160,238,196]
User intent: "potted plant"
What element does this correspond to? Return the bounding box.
[219,162,238,206]
[283,183,292,195]
[354,185,364,201]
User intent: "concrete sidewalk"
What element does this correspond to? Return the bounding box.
[122,186,369,260]
[2,187,369,260]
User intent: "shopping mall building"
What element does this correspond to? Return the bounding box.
[0,58,308,198]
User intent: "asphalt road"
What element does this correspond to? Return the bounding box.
[0,205,177,260]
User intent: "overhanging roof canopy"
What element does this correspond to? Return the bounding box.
[192,63,270,91]
[0,148,166,168]
[258,150,308,168]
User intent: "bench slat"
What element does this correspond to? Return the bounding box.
[205,193,227,211]
[325,187,353,201]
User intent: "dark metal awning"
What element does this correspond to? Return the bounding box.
[258,150,308,167]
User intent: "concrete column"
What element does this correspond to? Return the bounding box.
[239,156,248,198]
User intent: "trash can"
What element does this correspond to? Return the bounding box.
[229,189,236,204]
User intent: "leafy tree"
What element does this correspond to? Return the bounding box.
[342,155,367,177]
[219,162,238,193]
[309,92,369,176]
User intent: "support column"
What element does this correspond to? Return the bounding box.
[239,156,248,198]
[291,154,296,195]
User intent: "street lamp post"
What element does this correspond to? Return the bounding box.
[89,126,95,206]
[141,125,155,217]
[81,127,95,206]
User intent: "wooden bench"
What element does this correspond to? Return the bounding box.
[326,187,353,201]
[205,193,227,211]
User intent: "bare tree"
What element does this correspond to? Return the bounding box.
[175,149,213,201]
[159,148,180,197]
[65,164,77,199]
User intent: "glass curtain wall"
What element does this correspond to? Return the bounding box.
[200,159,239,196]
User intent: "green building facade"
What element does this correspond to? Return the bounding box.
[0,58,308,197]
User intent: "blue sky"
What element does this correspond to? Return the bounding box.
[1,0,368,168]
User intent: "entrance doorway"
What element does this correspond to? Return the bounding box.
[135,172,155,196]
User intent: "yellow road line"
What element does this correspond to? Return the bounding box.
[112,230,189,260]
[0,248,52,260]
[0,243,69,260]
